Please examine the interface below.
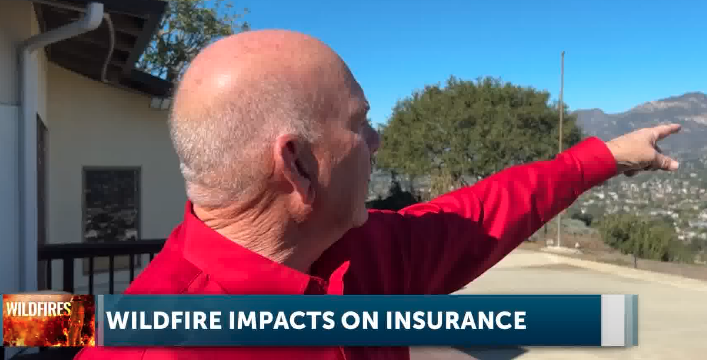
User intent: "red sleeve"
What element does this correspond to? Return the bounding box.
[385,136,617,294]
[73,347,147,360]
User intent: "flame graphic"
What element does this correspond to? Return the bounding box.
[2,294,96,347]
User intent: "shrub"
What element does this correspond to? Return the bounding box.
[366,181,420,211]
[597,213,684,262]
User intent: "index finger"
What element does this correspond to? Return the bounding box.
[653,123,681,141]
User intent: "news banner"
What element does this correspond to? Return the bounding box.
[2,294,637,348]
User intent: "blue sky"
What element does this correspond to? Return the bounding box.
[235,0,707,125]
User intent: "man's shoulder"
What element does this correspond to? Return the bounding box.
[124,240,203,295]
[354,209,407,236]
[74,347,147,360]
[75,345,346,360]
[313,210,411,294]
[329,210,404,255]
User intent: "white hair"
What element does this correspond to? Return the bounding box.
[169,77,322,208]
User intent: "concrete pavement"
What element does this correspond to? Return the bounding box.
[410,250,707,360]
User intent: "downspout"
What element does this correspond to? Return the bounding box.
[17,2,104,292]
[29,0,116,83]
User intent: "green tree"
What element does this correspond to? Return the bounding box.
[137,0,249,83]
[376,76,582,198]
[597,213,689,263]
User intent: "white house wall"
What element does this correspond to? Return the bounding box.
[47,63,186,294]
[0,0,48,295]
[0,1,27,106]
[0,104,21,295]
[0,1,47,116]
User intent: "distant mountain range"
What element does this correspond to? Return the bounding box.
[572,92,707,249]
[575,92,707,161]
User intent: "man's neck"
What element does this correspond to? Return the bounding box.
[193,203,331,274]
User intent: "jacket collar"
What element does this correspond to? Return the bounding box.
[177,202,348,295]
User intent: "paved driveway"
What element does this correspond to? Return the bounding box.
[410,250,707,360]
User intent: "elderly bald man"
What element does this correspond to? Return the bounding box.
[76,30,680,360]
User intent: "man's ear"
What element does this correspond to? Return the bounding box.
[273,135,316,204]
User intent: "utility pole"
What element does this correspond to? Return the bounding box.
[556,51,565,248]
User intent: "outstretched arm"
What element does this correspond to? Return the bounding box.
[391,124,681,294]
[397,136,615,294]
[327,124,680,295]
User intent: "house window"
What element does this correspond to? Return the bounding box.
[82,167,141,274]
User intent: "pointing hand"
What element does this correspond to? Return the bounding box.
[605,124,681,177]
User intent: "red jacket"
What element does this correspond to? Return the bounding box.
[75,137,616,360]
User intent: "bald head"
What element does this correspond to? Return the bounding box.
[169,30,367,207]
[175,30,355,116]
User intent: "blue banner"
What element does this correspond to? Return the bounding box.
[96,294,637,347]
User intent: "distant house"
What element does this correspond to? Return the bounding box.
[0,0,187,296]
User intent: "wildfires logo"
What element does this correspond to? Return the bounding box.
[2,294,96,347]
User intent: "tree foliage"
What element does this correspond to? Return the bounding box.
[376,76,582,197]
[569,210,594,227]
[137,0,249,83]
[597,213,690,262]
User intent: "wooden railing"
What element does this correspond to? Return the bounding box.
[37,239,166,294]
[2,240,167,360]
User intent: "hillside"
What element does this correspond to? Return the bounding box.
[571,93,707,256]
